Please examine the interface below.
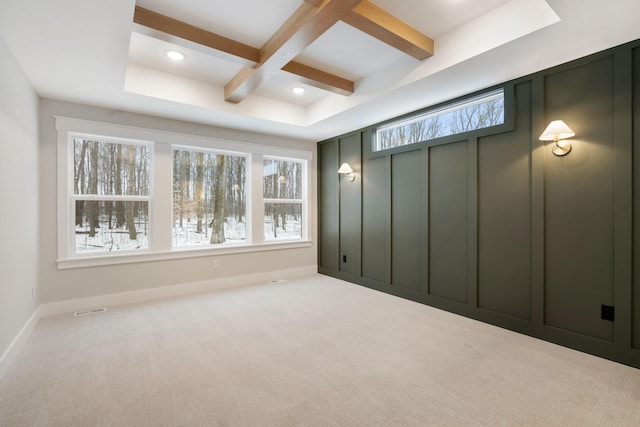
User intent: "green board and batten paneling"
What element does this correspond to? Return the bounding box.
[543,55,616,342]
[428,141,469,304]
[318,39,640,369]
[477,81,533,321]
[633,45,640,351]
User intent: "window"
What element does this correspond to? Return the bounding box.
[263,158,304,241]
[172,147,247,247]
[56,117,312,268]
[72,136,151,255]
[374,88,505,151]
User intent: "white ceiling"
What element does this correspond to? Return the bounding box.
[1,0,640,142]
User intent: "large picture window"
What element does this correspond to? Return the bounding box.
[172,147,247,247]
[375,88,505,151]
[56,117,312,268]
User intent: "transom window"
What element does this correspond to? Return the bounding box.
[374,88,505,152]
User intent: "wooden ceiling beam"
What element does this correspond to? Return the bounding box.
[133,6,260,63]
[302,0,326,7]
[282,61,354,95]
[342,0,434,61]
[133,5,354,98]
[224,0,362,103]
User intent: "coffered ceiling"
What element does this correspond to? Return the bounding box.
[1,0,639,141]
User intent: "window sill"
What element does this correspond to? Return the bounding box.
[57,240,313,270]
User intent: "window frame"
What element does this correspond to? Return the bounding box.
[262,155,308,242]
[56,117,312,269]
[171,144,251,250]
[371,86,511,155]
[69,134,154,257]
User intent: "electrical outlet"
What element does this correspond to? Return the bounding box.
[213,259,220,269]
[601,304,615,322]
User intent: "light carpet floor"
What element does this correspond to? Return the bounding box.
[1,274,639,426]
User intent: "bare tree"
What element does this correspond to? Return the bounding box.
[125,145,137,240]
[114,143,125,228]
[210,154,226,244]
[86,140,99,237]
[195,152,204,233]
[74,140,88,226]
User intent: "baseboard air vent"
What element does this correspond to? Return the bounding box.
[74,307,107,317]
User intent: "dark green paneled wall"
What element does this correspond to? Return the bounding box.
[391,150,423,291]
[633,46,640,350]
[362,156,387,283]
[477,82,532,320]
[318,141,338,271]
[543,56,616,342]
[428,141,469,303]
[338,133,362,277]
[318,40,640,368]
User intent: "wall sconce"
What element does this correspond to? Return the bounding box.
[539,120,576,156]
[338,163,355,181]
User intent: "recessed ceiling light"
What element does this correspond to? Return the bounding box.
[291,87,305,94]
[165,50,185,61]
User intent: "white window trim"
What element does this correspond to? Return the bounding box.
[374,88,505,152]
[56,116,313,269]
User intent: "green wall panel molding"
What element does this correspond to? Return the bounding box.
[428,141,469,303]
[338,133,362,277]
[477,81,533,320]
[632,46,640,350]
[362,156,387,283]
[390,150,423,291]
[318,140,339,271]
[543,55,615,342]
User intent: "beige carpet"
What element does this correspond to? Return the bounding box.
[1,274,639,426]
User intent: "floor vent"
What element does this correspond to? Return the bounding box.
[269,279,288,283]
[74,307,107,317]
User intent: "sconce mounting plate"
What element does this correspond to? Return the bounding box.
[552,144,572,156]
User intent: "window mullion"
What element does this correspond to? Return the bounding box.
[263,198,302,204]
[153,143,172,252]
[251,153,264,244]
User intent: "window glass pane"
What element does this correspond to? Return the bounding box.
[75,200,148,253]
[375,89,504,151]
[264,203,302,241]
[172,148,246,247]
[263,159,302,199]
[73,138,150,196]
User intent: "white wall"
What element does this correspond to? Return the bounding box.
[38,99,317,303]
[0,39,40,358]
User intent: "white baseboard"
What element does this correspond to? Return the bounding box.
[39,265,317,318]
[0,265,317,379]
[0,305,42,380]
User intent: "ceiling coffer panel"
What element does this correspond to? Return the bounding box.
[132,0,434,103]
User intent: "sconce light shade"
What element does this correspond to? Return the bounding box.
[539,120,575,156]
[338,163,355,181]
